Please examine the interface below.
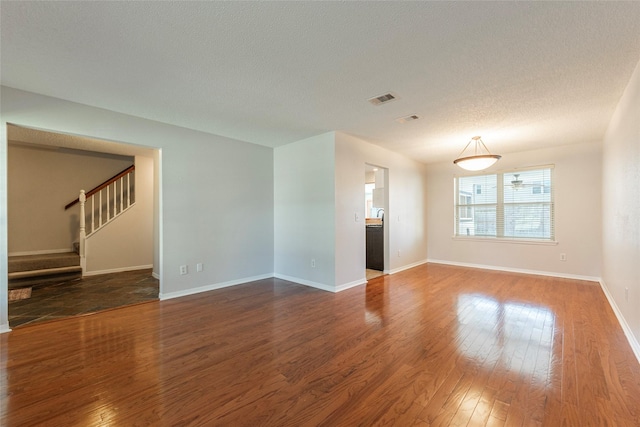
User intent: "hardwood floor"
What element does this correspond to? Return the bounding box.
[1,263,639,426]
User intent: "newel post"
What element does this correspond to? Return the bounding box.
[79,190,87,272]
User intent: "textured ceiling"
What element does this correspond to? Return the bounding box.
[2,2,640,164]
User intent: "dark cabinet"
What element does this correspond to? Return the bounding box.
[366,226,384,270]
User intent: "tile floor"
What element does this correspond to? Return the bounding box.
[366,269,385,280]
[8,269,159,328]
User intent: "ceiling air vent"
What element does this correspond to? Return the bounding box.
[396,114,420,124]
[368,93,398,106]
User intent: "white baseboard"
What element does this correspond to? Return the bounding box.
[161,272,357,299]
[152,271,160,280]
[388,259,429,275]
[8,248,73,257]
[335,278,367,292]
[426,259,600,282]
[273,261,428,292]
[274,275,368,293]
[598,279,640,365]
[83,264,153,277]
[0,324,11,334]
[160,273,274,300]
[273,274,336,293]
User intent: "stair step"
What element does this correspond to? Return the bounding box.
[8,266,83,280]
[9,252,80,273]
[8,267,83,290]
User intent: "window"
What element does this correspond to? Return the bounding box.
[455,167,554,241]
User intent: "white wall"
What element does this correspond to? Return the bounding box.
[274,132,429,292]
[335,132,429,288]
[0,118,7,331]
[602,59,640,347]
[274,133,336,290]
[85,155,153,274]
[153,149,161,278]
[1,87,275,330]
[427,141,602,279]
[7,143,133,254]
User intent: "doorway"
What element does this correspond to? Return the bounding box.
[365,164,388,281]
[6,124,160,327]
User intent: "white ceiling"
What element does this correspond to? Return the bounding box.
[2,1,639,164]
[7,124,156,159]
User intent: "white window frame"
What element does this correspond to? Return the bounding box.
[454,165,556,244]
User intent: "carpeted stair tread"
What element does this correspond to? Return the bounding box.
[8,252,80,273]
[9,265,82,280]
[9,271,83,290]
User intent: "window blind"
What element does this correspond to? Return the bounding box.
[455,167,554,241]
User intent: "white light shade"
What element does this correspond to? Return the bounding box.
[453,154,501,171]
[453,136,501,171]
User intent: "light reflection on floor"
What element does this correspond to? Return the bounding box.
[365,280,387,326]
[456,293,555,385]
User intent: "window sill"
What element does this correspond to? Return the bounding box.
[452,236,558,246]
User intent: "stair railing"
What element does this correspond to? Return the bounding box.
[66,165,136,271]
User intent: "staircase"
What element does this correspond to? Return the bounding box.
[8,165,135,291]
[8,252,82,290]
[67,165,136,272]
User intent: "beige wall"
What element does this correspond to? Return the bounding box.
[602,58,640,353]
[426,141,602,279]
[8,143,133,254]
[85,155,154,274]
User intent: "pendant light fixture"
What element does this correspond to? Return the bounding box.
[453,135,502,171]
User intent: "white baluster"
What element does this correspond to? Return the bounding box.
[120,176,124,213]
[91,195,95,234]
[76,169,136,238]
[79,190,86,272]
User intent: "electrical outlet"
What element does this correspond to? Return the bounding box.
[560,253,566,261]
[625,287,629,302]
[355,212,360,222]
[311,259,316,268]
[196,263,203,272]
[397,250,401,257]
[179,265,188,275]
